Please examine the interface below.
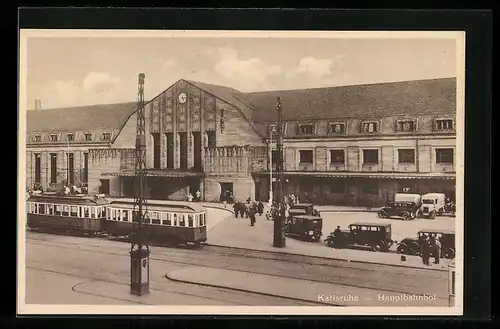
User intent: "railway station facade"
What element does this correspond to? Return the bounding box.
[25,77,457,206]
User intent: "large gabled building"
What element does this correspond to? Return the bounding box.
[26,77,457,206]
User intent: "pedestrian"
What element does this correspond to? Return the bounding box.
[233,201,239,218]
[196,190,201,202]
[187,193,194,202]
[249,207,256,226]
[421,235,430,266]
[431,236,442,264]
[257,201,264,216]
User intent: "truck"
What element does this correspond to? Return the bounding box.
[394,193,422,217]
[420,193,446,219]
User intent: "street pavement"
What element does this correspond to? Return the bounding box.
[23,231,449,307]
[206,211,456,271]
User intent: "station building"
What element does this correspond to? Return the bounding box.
[26,77,457,206]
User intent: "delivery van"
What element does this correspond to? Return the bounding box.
[420,193,446,219]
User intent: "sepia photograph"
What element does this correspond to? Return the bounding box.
[17,29,465,316]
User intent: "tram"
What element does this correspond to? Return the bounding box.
[26,193,109,235]
[104,199,208,245]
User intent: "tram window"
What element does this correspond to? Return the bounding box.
[39,204,46,215]
[55,205,62,216]
[173,214,178,226]
[150,212,159,220]
[110,209,115,220]
[179,215,185,227]
[70,206,78,217]
[151,219,161,225]
[84,207,90,218]
[165,213,172,225]
[188,215,193,227]
[116,209,121,221]
[101,207,106,218]
[123,210,129,222]
[47,204,54,215]
[62,206,70,216]
[90,207,96,219]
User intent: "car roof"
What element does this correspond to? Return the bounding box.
[349,222,391,227]
[293,203,313,206]
[293,215,322,220]
[419,229,455,234]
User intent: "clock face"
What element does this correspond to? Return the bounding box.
[178,92,187,104]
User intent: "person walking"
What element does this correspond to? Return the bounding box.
[432,236,442,264]
[421,235,430,266]
[257,201,264,216]
[249,205,256,226]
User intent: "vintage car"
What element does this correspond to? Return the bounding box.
[325,222,395,252]
[420,193,446,219]
[377,201,419,220]
[289,203,320,217]
[396,229,455,259]
[285,214,323,242]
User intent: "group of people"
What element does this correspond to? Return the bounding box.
[27,183,88,196]
[186,190,202,202]
[233,198,265,226]
[420,234,442,265]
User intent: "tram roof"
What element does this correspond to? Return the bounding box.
[27,193,110,205]
[109,199,206,212]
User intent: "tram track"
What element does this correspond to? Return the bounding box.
[26,233,448,299]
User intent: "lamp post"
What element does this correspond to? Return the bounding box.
[268,126,276,206]
[273,97,286,248]
[130,73,150,296]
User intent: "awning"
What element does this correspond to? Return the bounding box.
[102,169,205,178]
[252,171,456,180]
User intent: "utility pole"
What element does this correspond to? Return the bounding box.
[273,97,286,248]
[130,73,150,296]
[268,126,274,206]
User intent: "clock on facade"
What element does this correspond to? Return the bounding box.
[178,92,187,104]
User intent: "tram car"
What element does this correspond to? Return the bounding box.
[104,199,207,245]
[26,193,109,235]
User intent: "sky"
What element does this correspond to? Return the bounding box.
[24,35,458,109]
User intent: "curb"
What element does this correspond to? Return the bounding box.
[164,272,344,307]
[205,243,448,273]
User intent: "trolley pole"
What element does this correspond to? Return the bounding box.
[273,97,286,248]
[130,73,150,296]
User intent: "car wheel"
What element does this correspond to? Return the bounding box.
[372,243,383,252]
[326,239,335,248]
[443,248,455,259]
[377,212,386,218]
[397,244,409,255]
[402,212,410,221]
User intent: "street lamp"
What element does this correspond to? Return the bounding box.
[273,97,286,248]
[268,126,276,206]
[130,73,150,296]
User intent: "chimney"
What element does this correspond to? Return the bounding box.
[34,99,41,111]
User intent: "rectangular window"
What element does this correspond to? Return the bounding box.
[179,215,186,226]
[362,181,379,195]
[398,149,415,164]
[297,123,315,135]
[188,215,194,227]
[83,153,89,184]
[62,205,70,216]
[436,148,454,164]
[39,204,46,215]
[328,123,345,134]
[68,153,74,185]
[84,133,92,141]
[436,119,454,131]
[90,207,96,219]
[363,149,379,164]
[207,131,216,149]
[330,150,345,164]
[397,120,416,132]
[50,153,57,184]
[70,206,78,217]
[49,134,59,142]
[123,210,129,222]
[67,133,75,141]
[34,135,42,142]
[47,204,53,215]
[299,150,314,164]
[34,153,41,184]
[55,205,62,216]
[102,132,111,141]
[362,122,378,133]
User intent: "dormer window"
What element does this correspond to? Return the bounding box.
[362,122,378,133]
[297,123,315,135]
[328,122,345,135]
[102,132,111,141]
[396,120,416,132]
[33,135,42,142]
[84,133,93,141]
[67,133,75,141]
[49,134,59,142]
[435,119,454,131]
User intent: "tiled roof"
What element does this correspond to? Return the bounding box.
[26,102,138,133]
[237,77,457,123]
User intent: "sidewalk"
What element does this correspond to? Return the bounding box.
[206,216,451,272]
[166,266,449,307]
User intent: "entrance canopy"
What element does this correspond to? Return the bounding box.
[102,169,205,178]
[252,171,456,180]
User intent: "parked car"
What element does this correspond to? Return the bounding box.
[420,193,446,219]
[325,222,396,252]
[396,229,455,259]
[378,201,419,220]
[290,203,320,216]
[395,193,422,211]
[285,214,323,242]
